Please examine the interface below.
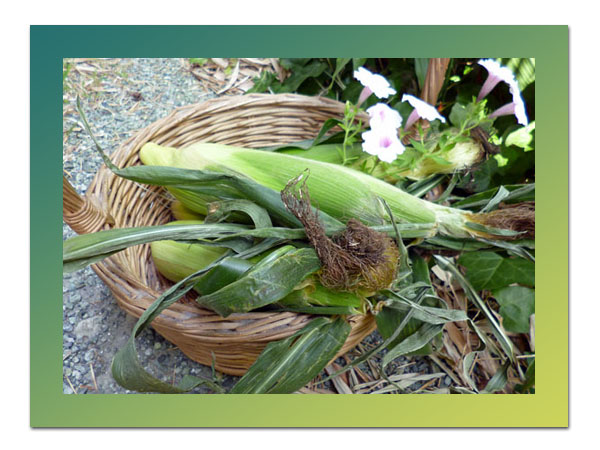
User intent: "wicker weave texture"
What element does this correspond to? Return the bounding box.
[63,94,376,376]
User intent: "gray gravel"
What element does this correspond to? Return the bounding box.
[62,58,438,394]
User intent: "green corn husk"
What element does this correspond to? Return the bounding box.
[150,232,365,314]
[140,142,498,239]
[279,143,364,165]
[149,220,227,283]
[170,200,205,221]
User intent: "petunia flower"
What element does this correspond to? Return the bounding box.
[366,103,403,130]
[354,67,397,105]
[477,59,529,125]
[361,127,405,163]
[401,94,447,130]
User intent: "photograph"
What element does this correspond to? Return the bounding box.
[27,25,568,428]
[62,57,536,396]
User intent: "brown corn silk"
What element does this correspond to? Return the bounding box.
[281,172,399,293]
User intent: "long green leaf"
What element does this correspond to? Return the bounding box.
[382,322,443,368]
[383,298,468,325]
[64,220,438,273]
[111,257,230,393]
[453,184,535,210]
[230,317,351,394]
[63,223,250,272]
[204,199,272,229]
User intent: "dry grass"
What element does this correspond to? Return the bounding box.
[187,58,287,95]
[427,261,534,393]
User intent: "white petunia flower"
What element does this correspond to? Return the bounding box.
[477,59,518,101]
[477,59,528,125]
[354,67,397,105]
[401,94,447,129]
[508,81,529,125]
[366,103,403,130]
[361,127,405,163]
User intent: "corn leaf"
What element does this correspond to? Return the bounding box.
[204,199,272,229]
[269,304,360,315]
[230,317,351,394]
[465,221,524,238]
[111,260,229,393]
[383,298,468,325]
[63,222,249,272]
[198,247,322,317]
[193,257,253,295]
[402,174,446,198]
[382,322,443,368]
[480,186,511,213]
[420,236,494,252]
[453,184,535,210]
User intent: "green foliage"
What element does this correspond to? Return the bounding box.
[505,121,535,151]
[458,251,535,291]
[231,317,350,394]
[493,286,535,333]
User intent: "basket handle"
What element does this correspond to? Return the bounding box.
[63,176,114,234]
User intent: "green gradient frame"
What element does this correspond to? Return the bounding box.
[32,25,568,427]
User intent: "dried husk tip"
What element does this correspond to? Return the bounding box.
[472,202,535,239]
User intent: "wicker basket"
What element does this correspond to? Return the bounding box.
[63,93,377,377]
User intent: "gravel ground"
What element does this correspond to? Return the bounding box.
[62,58,443,394]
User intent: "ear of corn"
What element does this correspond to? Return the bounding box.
[170,200,205,221]
[150,225,365,314]
[149,220,227,284]
[140,142,480,238]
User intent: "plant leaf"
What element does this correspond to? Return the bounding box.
[492,286,535,333]
[453,183,535,210]
[230,317,351,394]
[63,222,249,272]
[458,251,535,291]
[414,58,429,90]
[505,122,535,152]
[480,361,510,394]
[197,247,321,317]
[111,260,228,393]
[204,199,272,229]
[382,322,443,367]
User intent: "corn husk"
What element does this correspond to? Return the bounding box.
[139,142,475,237]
